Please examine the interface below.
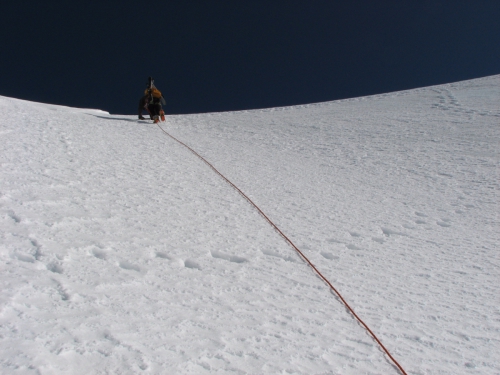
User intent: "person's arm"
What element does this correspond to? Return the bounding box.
[138,96,146,119]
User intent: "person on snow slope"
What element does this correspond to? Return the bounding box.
[138,78,166,123]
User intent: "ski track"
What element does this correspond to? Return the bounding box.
[0,75,499,374]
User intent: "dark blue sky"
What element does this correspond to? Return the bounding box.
[1,1,499,115]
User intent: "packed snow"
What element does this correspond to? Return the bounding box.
[1,75,499,374]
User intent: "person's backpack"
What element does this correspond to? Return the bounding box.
[150,88,162,98]
[144,87,162,103]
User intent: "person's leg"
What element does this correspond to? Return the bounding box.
[159,105,165,121]
[148,104,156,116]
[149,103,160,122]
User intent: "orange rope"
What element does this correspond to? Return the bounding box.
[156,123,408,375]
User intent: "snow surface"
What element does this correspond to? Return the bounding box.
[1,75,499,375]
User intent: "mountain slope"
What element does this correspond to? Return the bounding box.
[1,75,499,374]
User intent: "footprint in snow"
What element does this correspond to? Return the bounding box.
[381,227,405,237]
[346,244,362,251]
[437,172,453,178]
[47,262,63,274]
[320,252,338,260]
[119,261,141,272]
[414,212,428,224]
[53,279,70,301]
[30,238,42,260]
[7,210,21,223]
[12,253,36,263]
[326,238,343,244]
[184,259,202,270]
[262,249,296,262]
[156,253,186,267]
[211,250,247,264]
[155,252,172,260]
[92,249,107,260]
[437,219,451,227]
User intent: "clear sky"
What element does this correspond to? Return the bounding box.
[1,1,499,115]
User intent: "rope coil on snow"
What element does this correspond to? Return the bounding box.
[156,123,408,375]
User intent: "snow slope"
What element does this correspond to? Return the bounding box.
[1,75,499,375]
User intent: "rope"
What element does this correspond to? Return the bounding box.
[156,123,408,375]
